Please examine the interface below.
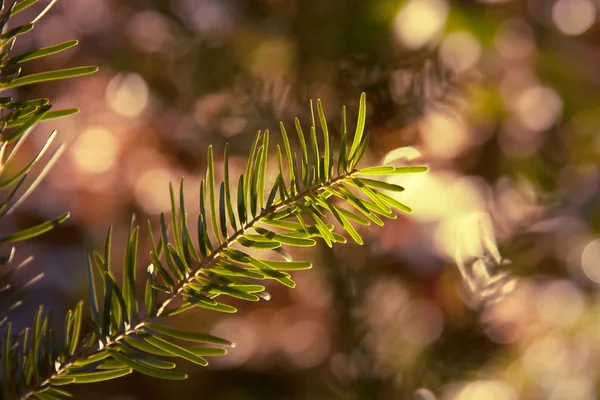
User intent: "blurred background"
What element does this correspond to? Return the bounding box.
[5,0,600,398]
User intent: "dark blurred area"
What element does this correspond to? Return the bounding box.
[6,0,600,398]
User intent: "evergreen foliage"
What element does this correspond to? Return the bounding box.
[0,0,96,330]
[0,1,428,399]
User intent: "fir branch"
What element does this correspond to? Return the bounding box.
[0,0,95,328]
[0,3,430,399]
[8,93,427,400]
[17,170,354,399]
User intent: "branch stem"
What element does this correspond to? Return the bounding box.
[19,170,356,400]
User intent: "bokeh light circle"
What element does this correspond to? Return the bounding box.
[552,0,596,36]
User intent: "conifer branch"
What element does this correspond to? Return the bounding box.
[8,94,427,400]
[0,2,431,399]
